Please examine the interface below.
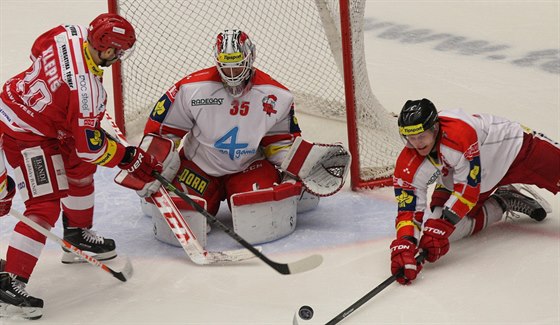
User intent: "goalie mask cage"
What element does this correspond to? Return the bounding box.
[108,0,403,190]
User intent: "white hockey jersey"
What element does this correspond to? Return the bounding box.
[144,67,301,177]
[393,109,524,240]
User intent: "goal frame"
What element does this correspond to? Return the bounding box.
[108,0,393,190]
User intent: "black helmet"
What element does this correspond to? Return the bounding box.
[398,98,439,136]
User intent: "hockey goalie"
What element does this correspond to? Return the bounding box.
[116,29,351,247]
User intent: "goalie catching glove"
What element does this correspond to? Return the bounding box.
[280,137,351,196]
[115,134,181,197]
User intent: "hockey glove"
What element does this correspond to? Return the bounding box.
[418,218,455,263]
[0,176,16,217]
[390,238,422,285]
[118,146,162,183]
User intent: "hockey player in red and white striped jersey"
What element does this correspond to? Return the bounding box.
[0,13,162,319]
[390,98,559,285]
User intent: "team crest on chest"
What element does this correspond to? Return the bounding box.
[262,94,277,116]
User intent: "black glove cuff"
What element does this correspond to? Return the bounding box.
[120,146,137,165]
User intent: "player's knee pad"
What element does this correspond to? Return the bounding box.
[230,182,302,244]
[141,195,208,248]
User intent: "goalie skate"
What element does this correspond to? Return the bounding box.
[0,273,43,320]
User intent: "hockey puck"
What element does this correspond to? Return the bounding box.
[298,305,314,320]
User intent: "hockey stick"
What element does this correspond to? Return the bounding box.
[104,111,256,264]
[154,173,323,275]
[9,209,133,282]
[323,252,427,324]
[150,187,259,264]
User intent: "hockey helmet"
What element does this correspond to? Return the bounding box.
[88,13,136,56]
[213,29,256,97]
[398,98,439,136]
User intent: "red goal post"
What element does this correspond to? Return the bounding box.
[108,0,402,190]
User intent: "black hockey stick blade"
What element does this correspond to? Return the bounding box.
[109,257,134,282]
[153,173,323,275]
[325,252,427,324]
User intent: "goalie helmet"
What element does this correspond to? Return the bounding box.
[214,29,256,98]
[398,98,439,136]
[88,13,136,55]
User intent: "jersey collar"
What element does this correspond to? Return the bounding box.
[82,42,104,78]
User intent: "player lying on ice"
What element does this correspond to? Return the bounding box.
[390,98,559,284]
[116,29,351,248]
[0,14,162,319]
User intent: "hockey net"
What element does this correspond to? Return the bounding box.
[108,0,403,189]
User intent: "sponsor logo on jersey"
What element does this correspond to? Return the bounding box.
[399,123,425,136]
[395,188,416,211]
[78,118,97,127]
[55,34,76,89]
[191,97,225,106]
[150,95,172,122]
[427,169,441,185]
[176,168,209,196]
[77,74,92,115]
[31,156,49,186]
[85,129,105,152]
[93,139,118,166]
[463,142,480,160]
[262,95,277,116]
[67,25,79,36]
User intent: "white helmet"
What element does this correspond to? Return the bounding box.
[213,29,256,97]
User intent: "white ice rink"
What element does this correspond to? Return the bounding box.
[0,0,559,324]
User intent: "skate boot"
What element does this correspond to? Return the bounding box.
[0,272,43,320]
[62,218,117,263]
[492,185,547,221]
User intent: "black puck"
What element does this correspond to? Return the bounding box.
[298,305,314,320]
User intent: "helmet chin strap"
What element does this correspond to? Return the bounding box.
[96,49,119,67]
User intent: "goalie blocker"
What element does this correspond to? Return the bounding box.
[281,137,351,196]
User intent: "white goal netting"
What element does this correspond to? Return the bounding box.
[112,0,402,186]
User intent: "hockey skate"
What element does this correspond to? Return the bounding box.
[62,226,117,264]
[492,184,551,221]
[0,272,43,320]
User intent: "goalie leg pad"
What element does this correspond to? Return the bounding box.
[142,196,208,248]
[297,190,320,213]
[230,182,302,244]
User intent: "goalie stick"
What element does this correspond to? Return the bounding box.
[154,173,323,275]
[104,111,257,264]
[9,209,133,282]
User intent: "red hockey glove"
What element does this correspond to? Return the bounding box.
[118,147,163,183]
[0,176,16,217]
[390,238,422,285]
[419,218,456,263]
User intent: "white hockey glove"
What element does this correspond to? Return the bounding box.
[280,137,351,196]
[115,134,180,197]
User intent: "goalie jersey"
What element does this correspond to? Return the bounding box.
[144,67,302,177]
